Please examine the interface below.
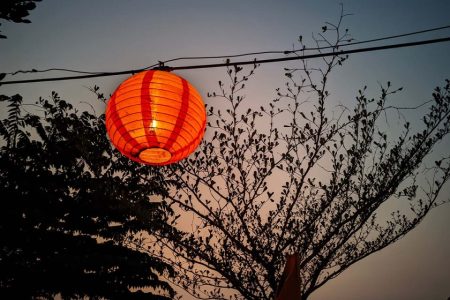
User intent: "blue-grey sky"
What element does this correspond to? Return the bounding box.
[1,1,449,299]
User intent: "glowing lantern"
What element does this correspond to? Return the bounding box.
[105,70,206,165]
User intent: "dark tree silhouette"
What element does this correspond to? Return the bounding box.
[143,14,450,300]
[0,0,41,38]
[0,91,175,299]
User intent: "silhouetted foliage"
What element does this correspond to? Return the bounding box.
[0,92,175,299]
[0,0,41,38]
[142,12,450,300]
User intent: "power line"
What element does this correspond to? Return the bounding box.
[8,68,101,76]
[149,24,450,65]
[5,24,450,77]
[1,36,449,85]
[170,37,450,70]
[289,24,450,53]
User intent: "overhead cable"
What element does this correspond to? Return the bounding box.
[4,24,450,78]
[150,24,450,65]
[1,36,449,85]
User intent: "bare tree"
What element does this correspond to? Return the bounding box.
[142,11,450,300]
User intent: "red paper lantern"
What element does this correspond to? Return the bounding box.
[106,70,206,165]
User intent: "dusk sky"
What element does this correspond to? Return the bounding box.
[1,1,450,299]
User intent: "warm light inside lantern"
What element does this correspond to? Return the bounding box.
[138,148,172,164]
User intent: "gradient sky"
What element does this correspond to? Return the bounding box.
[1,1,450,299]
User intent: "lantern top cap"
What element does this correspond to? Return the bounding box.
[151,61,172,72]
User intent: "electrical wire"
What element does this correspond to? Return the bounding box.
[4,24,450,77]
[1,36,449,85]
[148,24,450,66]
[170,36,450,70]
[7,68,102,76]
[286,24,450,53]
